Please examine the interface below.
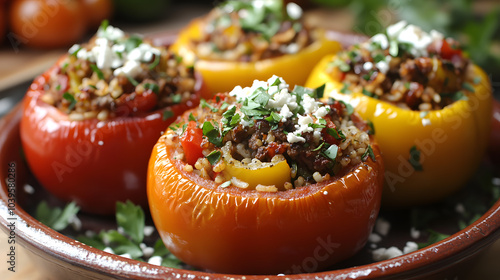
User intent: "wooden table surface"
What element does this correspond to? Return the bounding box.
[1,2,500,279]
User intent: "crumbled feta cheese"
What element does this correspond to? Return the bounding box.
[368,233,382,243]
[455,203,466,214]
[148,256,163,266]
[113,60,142,77]
[119,253,132,259]
[403,241,419,254]
[279,104,293,120]
[375,56,391,74]
[363,61,374,71]
[103,247,115,254]
[23,184,35,194]
[386,20,408,39]
[301,94,320,115]
[97,25,125,41]
[286,2,302,20]
[313,106,329,119]
[370,33,389,49]
[397,24,433,57]
[375,218,391,236]
[492,177,500,186]
[372,246,403,261]
[267,89,298,110]
[410,227,421,239]
[287,133,306,143]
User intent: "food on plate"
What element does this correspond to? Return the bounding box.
[306,21,492,207]
[170,0,341,94]
[20,23,208,215]
[148,76,384,274]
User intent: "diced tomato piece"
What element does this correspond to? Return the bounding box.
[181,121,204,165]
[440,39,462,60]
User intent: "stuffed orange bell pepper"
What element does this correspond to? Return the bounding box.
[169,0,341,95]
[20,23,209,215]
[306,21,492,207]
[148,76,384,274]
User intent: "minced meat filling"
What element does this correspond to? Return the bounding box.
[192,0,314,62]
[167,76,374,190]
[330,20,475,111]
[41,23,197,121]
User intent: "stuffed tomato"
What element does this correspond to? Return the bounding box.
[169,0,341,95]
[148,76,384,274]
[20,23,208,215]
[306,21,492,207]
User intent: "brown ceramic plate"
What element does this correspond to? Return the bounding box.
[1,31,500,280]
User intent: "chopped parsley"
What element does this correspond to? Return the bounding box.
[144,83,160,94]
[206,150,221,165]
[367,120,375,135]
[90,64,105,80]
[362,145,376,162]
[63,92,77,112]
[202,121,223,147]
[126,75,139,87]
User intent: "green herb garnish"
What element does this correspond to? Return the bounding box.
[63,92,77,112]
[362,145,376,162]
[90,64,105,80]
[202,121,223,147]
[144,83,160,94]
[35,201,79,231]
[206,150,222,165]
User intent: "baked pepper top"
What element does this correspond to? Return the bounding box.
[188,0,312,62]
[169,0,341,94]
[165,76,375,192]
[41,22,197,121]
[329,20,474,111]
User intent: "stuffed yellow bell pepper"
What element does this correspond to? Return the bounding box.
[306,21,492,207]
[170,0,341,95]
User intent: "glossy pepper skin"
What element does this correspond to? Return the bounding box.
[306,54,493,207]
[20,58,209,215]
[169,18,341,95]
[147,116,384,275]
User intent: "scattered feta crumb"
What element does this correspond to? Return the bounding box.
[368,233,382,243]
[455,203,466,214]
[120,253,132,259]
[142,247,155,258]
[410,227,421,239]
[372,246,403,261]
[103,247,115,254]
[286,2,302,20]
[403,241,419,254]
[144,225,155,237]
[375,218,391,236]
[23,184,35,194]
[148,256,163,266]
[492,177,500,186]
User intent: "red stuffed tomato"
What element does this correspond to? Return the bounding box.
[20,24,208,215]
[148,76,384,274]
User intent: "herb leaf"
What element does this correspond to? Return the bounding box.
[116,201,144,244]
[90,64,105,80]
[206,150,221,165]
[35,201,80,231]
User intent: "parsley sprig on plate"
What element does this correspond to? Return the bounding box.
[36,200,183,268]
